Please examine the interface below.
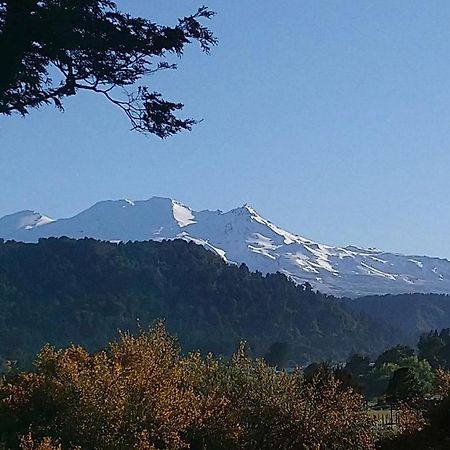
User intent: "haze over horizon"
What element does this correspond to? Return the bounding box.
[2,1,450,259]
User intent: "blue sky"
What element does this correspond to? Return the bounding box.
[2,0,450,258]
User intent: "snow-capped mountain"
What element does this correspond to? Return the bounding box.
[2,196,450,298]
[0,210,54,241]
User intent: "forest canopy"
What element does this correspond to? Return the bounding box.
[0,237,401,367]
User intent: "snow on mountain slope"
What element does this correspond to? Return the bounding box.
[0,210,54,240]
[2,197,450,298]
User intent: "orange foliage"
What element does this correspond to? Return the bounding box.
[0,324,377,449]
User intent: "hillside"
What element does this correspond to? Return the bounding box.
[343,293,450,341]
[0,238,402,367]
[2,197,450,297]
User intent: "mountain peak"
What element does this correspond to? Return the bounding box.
[230,203,263,220]
[242,203,259,215]
[0,210,54,233]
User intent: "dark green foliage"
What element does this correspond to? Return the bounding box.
[0,238,401,368]
[346,353,371,377]
[418,329,450,369]
[344,354,372,394]
[342,293,450,345]
[264,341,290,368]
[386,367,422,404]
[0,0,216,137]
[375,345,415,368]
[339,343,437,400]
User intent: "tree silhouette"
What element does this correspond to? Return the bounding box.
[346,353,371,377]
[0,0,216,137]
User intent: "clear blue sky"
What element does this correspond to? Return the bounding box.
[1,0,450,258]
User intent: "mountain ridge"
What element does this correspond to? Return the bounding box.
[2,196,450,298]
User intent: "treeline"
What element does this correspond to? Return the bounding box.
[0,324,379,450]
[0,237,401,368]
[330,344,435,402]
[3,325,450,449]
[310,329,450,403]
[342,293,450,342]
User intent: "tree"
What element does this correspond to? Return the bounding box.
[343,354,372,394]
[386,367,422,404]
[418,330,447,369]
[375,345,415,368]
[0,0,217,138]
[346,353,371,377]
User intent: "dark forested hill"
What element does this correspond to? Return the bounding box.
[0,238,403,367]
[343,293,450,342]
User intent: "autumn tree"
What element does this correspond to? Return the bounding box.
[0,0,216,137]
[0,324,205,449]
